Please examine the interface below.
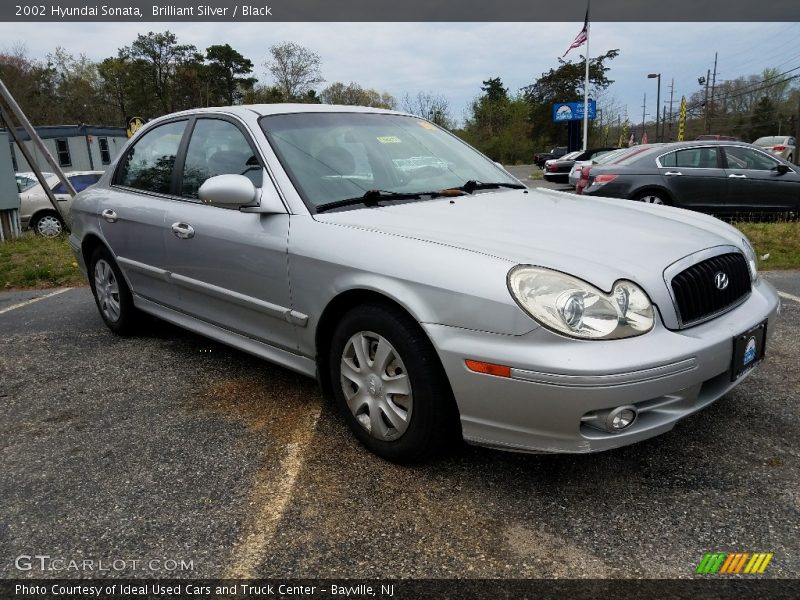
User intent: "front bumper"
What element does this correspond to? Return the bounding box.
[423,277,779,453]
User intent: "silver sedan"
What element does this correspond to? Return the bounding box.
[69,105,779,461]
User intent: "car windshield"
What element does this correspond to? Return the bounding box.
[559,151,583,161]
[260,112,519,209]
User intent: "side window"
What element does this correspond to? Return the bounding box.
[660,152,677,168]
[55,138,71,167]
[98,137,111,165]
[115,120,187,194]
[181,119,262,199]
[669,147,718,168]
[724,146,779,171]
[53,174,102,194]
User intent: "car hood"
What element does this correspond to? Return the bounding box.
[314,188,746,326]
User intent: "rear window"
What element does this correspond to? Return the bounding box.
[753,136,783,145]
[609,147,654,166]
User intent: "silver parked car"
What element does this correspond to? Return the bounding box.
[69,105,779,462]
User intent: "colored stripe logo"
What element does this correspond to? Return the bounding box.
[696,552,773,574]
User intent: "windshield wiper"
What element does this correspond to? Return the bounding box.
[454,180,526,194]
[315,189,426,213]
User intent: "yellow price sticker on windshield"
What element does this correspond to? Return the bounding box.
[418,121,436,130]
[377,136,402,144]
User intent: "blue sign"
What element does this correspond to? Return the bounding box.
[552,100,597,122]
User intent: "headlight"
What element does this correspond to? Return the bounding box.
[741,236,758,282]
[508,266,655,340]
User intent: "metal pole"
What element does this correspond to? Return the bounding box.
[0,106,67,224]
[641,93,647,142]
[655,74,661,142]
[582,1,591,151]
[668,78,675,141]
[0,76,77,196]
[704,68,711,134]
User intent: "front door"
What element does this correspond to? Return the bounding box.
[161,117,297,352]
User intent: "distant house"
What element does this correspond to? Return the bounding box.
[2,124,128,173]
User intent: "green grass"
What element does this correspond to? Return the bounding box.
[0,234,86,290]
[734,221,800,271]
[529,169,544,180]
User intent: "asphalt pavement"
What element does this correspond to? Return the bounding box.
[1,270,799,581]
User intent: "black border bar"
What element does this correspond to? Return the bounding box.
[2,0,800,22]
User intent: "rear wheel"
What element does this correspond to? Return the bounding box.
[328,303,458,462]
[32,211,65,237]
[635,191,669,205]
[89,246,139,335]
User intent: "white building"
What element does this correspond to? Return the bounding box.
[3,124,128,173]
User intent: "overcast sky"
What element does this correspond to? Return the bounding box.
[1,21,798,127]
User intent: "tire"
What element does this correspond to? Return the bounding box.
[88,246,139,335]
[635,191,669,205]
[328,303,458,463]
[31,211,65,237]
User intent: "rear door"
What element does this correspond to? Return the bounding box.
[161,116,296,352]
[722,145,800,216]
[103,119,189,306]
[657,146,727,212]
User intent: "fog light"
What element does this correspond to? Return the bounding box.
[605,406,637,432]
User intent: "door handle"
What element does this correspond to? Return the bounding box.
[663,171,683,176]
[728,174,747,178]
[101,209,118,223]
[171,222,195,239]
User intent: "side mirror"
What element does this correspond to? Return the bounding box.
[774,164,790,176]
[198,174,285,214]
[199,174,258,206]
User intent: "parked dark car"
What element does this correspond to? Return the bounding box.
[534,146,568,168]
[543,147,619,183]
[582,141,800,218]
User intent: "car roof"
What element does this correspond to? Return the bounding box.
[164,103,408,119]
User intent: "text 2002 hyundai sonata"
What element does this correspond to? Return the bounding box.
[69,105,779,462]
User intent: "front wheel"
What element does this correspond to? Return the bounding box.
[89,246,139,335]
[635,191,669,205]
[328,304,458,462]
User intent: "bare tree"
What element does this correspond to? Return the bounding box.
[265,42,324,101]
[402,91,453,129]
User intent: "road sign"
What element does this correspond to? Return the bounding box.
[126,116,145,138]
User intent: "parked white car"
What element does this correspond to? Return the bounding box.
[752,135,795,163]
[19,171,103,236]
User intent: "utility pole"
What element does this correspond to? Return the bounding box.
[662,106,667,142]
[641,92,647,142]
[710,52,718,132]
[703,68,711,134]
[667,78,675,141]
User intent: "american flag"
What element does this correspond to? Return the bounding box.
[563,9,589,57]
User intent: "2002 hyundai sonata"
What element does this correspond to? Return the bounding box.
[69,104,780,462]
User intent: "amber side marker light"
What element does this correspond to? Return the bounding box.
[465,359,512,378]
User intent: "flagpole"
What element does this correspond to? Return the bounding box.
[582,0,590,150]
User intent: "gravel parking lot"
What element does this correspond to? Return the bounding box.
[1,267,798,582]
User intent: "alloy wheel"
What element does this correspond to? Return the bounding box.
[93,259,121,323]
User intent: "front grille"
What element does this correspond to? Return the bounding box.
[671,253,751,326]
